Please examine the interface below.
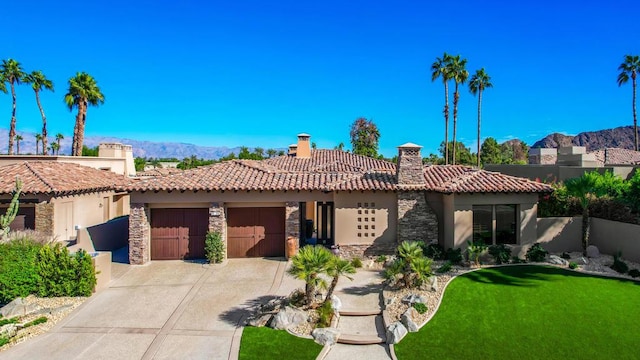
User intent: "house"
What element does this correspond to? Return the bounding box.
[125,134,551,264]
[0,162,130,241]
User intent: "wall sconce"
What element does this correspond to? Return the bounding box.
[211,210,221,217]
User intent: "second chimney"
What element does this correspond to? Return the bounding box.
[296,133,311,158]
[396,143,425,187]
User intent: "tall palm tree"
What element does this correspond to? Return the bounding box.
[15,134,23,154]
[565,171,607,255]
[1,59,26,155]
[50,142,60,155]
[64,72,104,156]
[55,133,64,154]
[448,55,468,165]
[469,68,493,168]
[24,71,54,155]
[618,55,640,151]
[35,133,42,155]
[431,53,453,164]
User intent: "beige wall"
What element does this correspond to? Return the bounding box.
[0,156,134,177]
[486,164,638,182]
[333,191,397,247]
[537,216,582,253]
[591,218,640,263]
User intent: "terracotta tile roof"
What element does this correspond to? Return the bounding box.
[125,149,551,194]
[0,161,128,195]
[423,165,552,194]
[136,168,184,177]
[591,148,640,166]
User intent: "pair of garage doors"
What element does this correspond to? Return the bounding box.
[150,207,285,260]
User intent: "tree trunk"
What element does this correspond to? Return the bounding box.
[582,206,590,256]
[633,73,637,151]
[477,89,482,168]
[324,276,339,305]
[452,83,459,165]
[72,100,86,156]
[444,81,450,165]
[16,141,20,155]
[8,83,17,155]
[57,138,62,155]
[35,90,48,155]
[305,275,316,305]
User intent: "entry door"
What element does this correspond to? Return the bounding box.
[59,202,74,240]
[316,202,334,246]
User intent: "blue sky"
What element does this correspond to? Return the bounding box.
[1,0,639,157]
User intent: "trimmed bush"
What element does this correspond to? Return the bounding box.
[375,255,387,263]
[36,244,96,297]
[488,244,512,265]
[422,243,445,260]
[0,239,42,304]
[436,261,452,274]
[561,252,571,260]
[628,269,640,278]
[569,262,578,269]
[445,248,463,265]
[205,231,225,264]
[525,243,548,262]
[350,257,363,268]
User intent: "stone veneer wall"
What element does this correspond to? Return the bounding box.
[397,146,425,185]
[338,243,397,259]
[397,191,438,243]
[208,202,227,259]
[129,203,150,265]
[35,202,54,236]
[285,202,300,239]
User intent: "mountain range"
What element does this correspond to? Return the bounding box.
[531,125,637,151]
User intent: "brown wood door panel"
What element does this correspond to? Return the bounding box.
[151,208,208,260]
[227,207,285,258]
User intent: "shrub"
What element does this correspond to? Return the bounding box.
[569,262,578,269]
[316,301,333,328]
[611,252,629,274]
[23,316,47,328]
[383,241,432,288]
[0,239,42,304]
[488,244,512,265]
[36,244,96,297]
[525,243,548,262]
[412,302,428,314]
[467,240,488,266]
[421,243,445,260]
[628,269,640,278]
[445,248,463,265]
[375,255,387,263]
[511,256,526,264]
[0,317,19,326]
[436,261,452,274]
[350,257,363,268]
[561,252,571,260]
[205,231,225,264]
[0,336,8,347]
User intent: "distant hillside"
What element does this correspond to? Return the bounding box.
[532,126,637,150]
[0,129,262,159]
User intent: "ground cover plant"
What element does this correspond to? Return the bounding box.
[239,326,322,360]
[395,265,640,359]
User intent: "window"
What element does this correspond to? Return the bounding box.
[473,205,517,245]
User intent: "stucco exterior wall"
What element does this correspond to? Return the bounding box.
[591,218,640,263]
[51,191,120,241]
[537,216,582,253]
[486,164,638,182]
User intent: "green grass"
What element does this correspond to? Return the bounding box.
[239,326,322,360]
[395,265,640,360]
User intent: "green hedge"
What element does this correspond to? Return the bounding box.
[0,240,43,304]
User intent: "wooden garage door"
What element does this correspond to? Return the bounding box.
[150,208,208,260]
[227,207,285,258]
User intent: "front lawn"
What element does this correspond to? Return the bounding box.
[239,326,322,360]
[395,265,640,360]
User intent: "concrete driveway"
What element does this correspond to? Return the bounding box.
[0,258,290,360]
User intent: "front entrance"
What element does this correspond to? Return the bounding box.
[150,208,208,260]
[316,202,334,246]
[227,207,286,258]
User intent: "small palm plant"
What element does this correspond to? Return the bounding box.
[323,257,356,306]
[287,245,332,305]
[467,239,488,266]
[384,241,432,288]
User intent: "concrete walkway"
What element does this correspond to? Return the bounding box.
[0,258,289,360]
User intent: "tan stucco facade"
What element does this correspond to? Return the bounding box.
[334,191,397,247]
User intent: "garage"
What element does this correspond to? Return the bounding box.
[150,208,208,260]
[227,207,286,258]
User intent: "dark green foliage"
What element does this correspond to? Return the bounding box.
[350,117,380,157]
[134,157,146,171]
[439,141,476,165]
[488,244,512,265]
[22,316,47,328]
[467,240,488,265]
[350,257,363,268]
[205,231,225,263]
[561,252,571,260]
[436,261,452,273]
[375,255,387,263]
[36,244,96,297]
[511,256,526,264]
[0,336,8,347]
[421,243,445,260]
[0,317,19,326]
[611,252,629,274]
[316,301,333,328]
[81,145,99,156]
[525,243,548,262]
[0,240,42,304]
[412,302,428,314]
[445,248,463,265]
[569,262,578,269]
[383,241,432,288]
[628,269,640,278]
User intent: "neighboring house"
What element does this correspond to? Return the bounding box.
[490,146,640,182]
[0,162,130,241]
[143,161,180,171]
[125,134,551,265]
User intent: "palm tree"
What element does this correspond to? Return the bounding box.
[55,133,64,154]
[323,257,356,306]
[565,171,607,255]
[50,142,60,155]
[431,53,453,164]
[15,134,23,154]
[64,72,105,156]
[448,55,468,165]
[469,68,493,168]
[24,71,54,155]
[35,133,42,155]
[1,59,26,155]
[618,55,640,151]
[287,245,333,305]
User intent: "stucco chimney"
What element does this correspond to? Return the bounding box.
[296,133,311,158]
[288,144,298,156]
[396,143,425,187]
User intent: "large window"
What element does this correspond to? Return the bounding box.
[473,205,517,245]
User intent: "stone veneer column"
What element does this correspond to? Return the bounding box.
[34,202,54,236]
[397,191,438,243]
[285,202,300,239]
[129,203,150,265]
[208,202,227,260]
